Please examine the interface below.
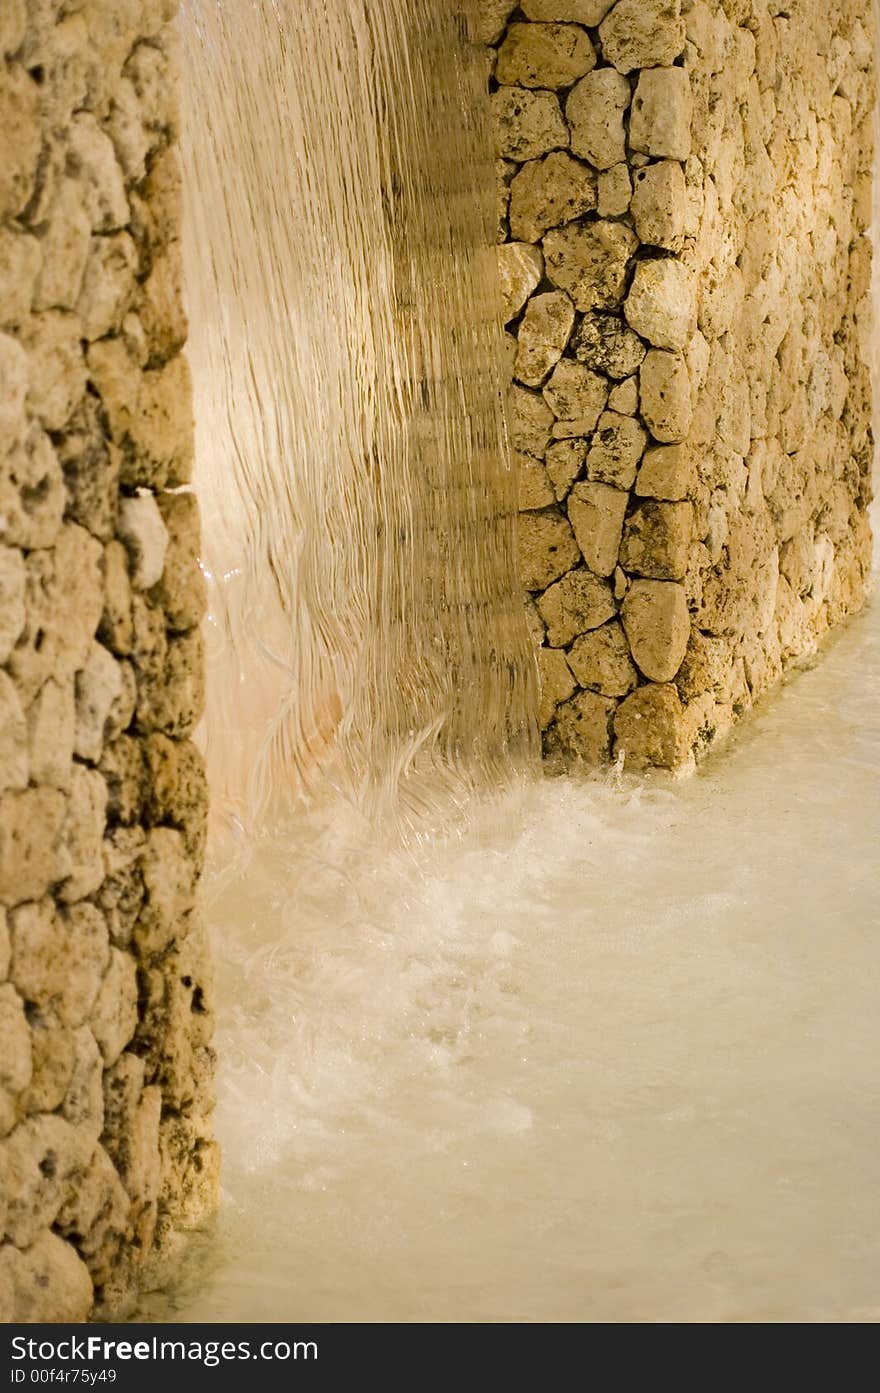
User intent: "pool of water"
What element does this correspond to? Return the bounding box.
[141,599,880,1323]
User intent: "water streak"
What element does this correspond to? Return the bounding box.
[179,0,538,840]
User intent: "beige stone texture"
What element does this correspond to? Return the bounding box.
[543,219,638,312]
[509,152,597,242]
[568,621,638,697]
[585,410,648,489]
[543,359,608,435]
[518,510,582,590]
[566,67,631,170]
[621,579,690,682]
[498,242,544,321]
[567,481,628,576]
[515,291,576,386]
[599,0,686,74]
[0,0,213,1320]
[491,87,569,162]
[537,567,616,646]
[571,312,646,380]
[496,23,596,89]
[629,68,693,161]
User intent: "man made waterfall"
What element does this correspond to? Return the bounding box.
[179,0,538,839]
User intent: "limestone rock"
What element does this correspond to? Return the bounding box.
[135,629,204,738]
[599,0,685,74]
[21,311,86,432]
[625,259,696,351]
[509,152,597,242]
[77,233,138,341]
[571,312,646,379]
[154,491,206,632]
[100,541,134,656]
[2,1231,92,1322]
[19,1023,76,1114]
[537,567,616,645]
[33,179,91,312]
[537,647,576,728]
[0,674,28,795]
[585,410,647,488]
[515,291,575,386]
[498,242,543,322]
[566,67,631,170]
[635,442,692,499]
[0,64,41,219]
[11,898,108,1027]
[0,428,66,550]
[621,578,689,681]
[517,454,556,509]
[521,0,615,22]
[75,642,125,763]
[543,219,638,312]
[0,332,29,445]
[568,621,638,696]
[607,376,639,414]
[0,1,26,59]
[639,351,692,442]
[597,163,632,217]
[61,1025,104,1136]
[619,500,693,579]
[567,481,627,576]
[0,790,67,907]
[543,360,608,436]
[68,113,129,231]
[2,1113,91,1247]
[630,161,688,250]
[91,949,138,1066]
[496,23,596,89]
[55,396,121,543]
[58,766,107,903]
[507,384,555,456]
[491,87,569,162]
[551,689,615,763]
[118,492,169,590]
[629,68,692,161]
[0,983,31,1098]
[517,511,581,590]
[613,682,687,768]
[0,227,39,327]
[55,1143,129,1287]
[474,0,518,44]
[545,438,586,501]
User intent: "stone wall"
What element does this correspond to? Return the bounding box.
[0,0,216,1321]
[482,0,875,769]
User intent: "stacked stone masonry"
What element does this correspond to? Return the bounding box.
[481,0,875,769]
[0,0,216,1321]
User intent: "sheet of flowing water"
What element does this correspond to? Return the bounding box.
[135,599,879,1324]
[178,0,536,838]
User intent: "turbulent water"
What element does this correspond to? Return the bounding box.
[178,0,537,839]
[138,599,879,1324]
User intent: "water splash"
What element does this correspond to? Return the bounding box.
[178,0,538,841]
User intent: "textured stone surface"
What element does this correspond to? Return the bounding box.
[566,67,631,170]
[0,0,214,1321]
[509,152,596,242]
[599,0,685,74]
[515,292,576,386]
[567,481,627,577]
[496,23,596,89]
[490,0,875,767]
[543,219,637,312]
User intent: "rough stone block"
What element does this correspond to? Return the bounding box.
[567,480,628,577]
